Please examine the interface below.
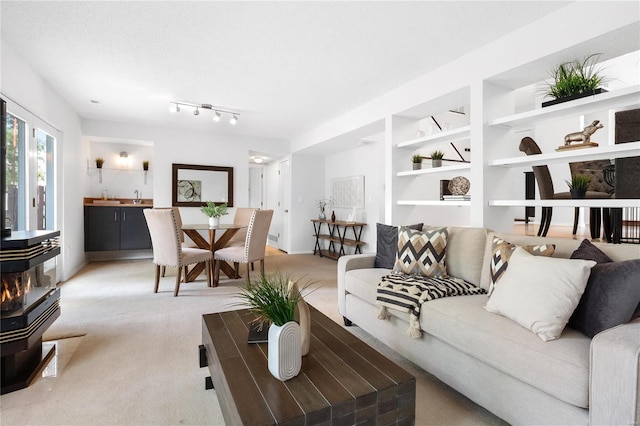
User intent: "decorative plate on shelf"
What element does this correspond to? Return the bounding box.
[448,176,470,195]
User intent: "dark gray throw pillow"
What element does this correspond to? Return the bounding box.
[374,223,423,269]
[569,258,640,338]
[570,239,613,263]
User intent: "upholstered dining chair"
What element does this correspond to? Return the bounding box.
[213,209,273,286]
[519,137,612,237]
[226,207,258,247]
[143,208,213,296]
[159,207,196,277]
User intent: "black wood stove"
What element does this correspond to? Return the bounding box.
[1,230,61,394]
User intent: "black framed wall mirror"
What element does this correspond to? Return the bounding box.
[172,163,234,207]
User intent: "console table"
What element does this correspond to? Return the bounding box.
[311,219,366,260]
[201,306,415,425]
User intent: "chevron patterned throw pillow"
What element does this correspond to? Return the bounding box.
[393,227,448,277]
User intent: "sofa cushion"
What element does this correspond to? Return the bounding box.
[420,295,591,408]
[374,223,423,269]
[345,268,391,306]
[393,227,448,277]
[426,226,487,287]
[487,236,555,295]
[485,247,595,342]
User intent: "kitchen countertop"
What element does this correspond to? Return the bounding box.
[83,197,153,207]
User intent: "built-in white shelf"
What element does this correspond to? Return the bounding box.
[397,126,471,148]
[489,141,640,167]
[488,85,640,128]
[397,163,471,176]
[489,199,640,208]
[397,200,471,207]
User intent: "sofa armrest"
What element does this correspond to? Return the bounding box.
[590,319,640,425]
[337,254,376,317]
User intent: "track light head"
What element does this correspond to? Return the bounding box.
[230,114,238,125]
[213,111,221,122]
[193,108,200,116]
[170,103,180,113]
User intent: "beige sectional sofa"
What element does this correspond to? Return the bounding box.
[337,226,640,425]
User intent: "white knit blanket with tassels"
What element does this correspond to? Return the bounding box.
[376,274,486,338]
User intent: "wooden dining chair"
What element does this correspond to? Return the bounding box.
[213,209,273,286]
[143,208,212,296]
[519,137,611,237]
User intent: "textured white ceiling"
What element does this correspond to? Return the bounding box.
[1,1,570,141]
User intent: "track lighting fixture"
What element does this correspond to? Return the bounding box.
[169,101,240,125]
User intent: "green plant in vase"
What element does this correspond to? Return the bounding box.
[95,158,104,168]
[412,154,423,170]
[542,54,607,106]
[566,174,590,199]
[200,201,228,227]
[430,150,444,168]
[236,272,313,381]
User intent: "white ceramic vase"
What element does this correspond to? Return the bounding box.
[268,321,301,381]
[208,216,219,227]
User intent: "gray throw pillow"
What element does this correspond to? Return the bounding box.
[570,239,613,263]
[374,223,423,269]
[568,241,640,338]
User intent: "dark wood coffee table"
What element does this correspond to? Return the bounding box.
[201,305,415,425]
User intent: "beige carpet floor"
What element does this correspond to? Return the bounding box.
[1,253,506,425]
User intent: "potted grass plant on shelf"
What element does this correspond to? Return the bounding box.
[236,272,312,381]
[200,201,228,227]
[541,53,607,108]
[566,174,590,199]
[412,154,423,170]
[430,150,444,168]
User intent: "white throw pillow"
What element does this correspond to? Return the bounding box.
[485,247,596,342]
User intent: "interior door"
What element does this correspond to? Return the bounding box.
[248,167,263,209]
[277,159,290,252]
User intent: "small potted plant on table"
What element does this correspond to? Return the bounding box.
[200,201,228,227]
[237,273,311,381]
[566,174,590,199]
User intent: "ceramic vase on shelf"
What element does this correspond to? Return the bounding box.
[208,216,219,227]
[331,211,336,222]
[432,159,442,168]
[268,321,302,381]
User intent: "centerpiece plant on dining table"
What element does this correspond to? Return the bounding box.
[200,201,228,227]
[237,272,313,381]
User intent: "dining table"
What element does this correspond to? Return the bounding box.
[181,223,246,284]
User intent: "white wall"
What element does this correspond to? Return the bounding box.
[289,153,325,254]
[323,142,384,253]
[1,40,87,281]
[87,140,154,199]
[81,119,289,225]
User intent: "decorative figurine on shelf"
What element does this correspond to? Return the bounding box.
[331,211,336,222]
[317,198,330,220]
[558,120,603,150]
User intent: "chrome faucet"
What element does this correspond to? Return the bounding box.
[134,190,141,204]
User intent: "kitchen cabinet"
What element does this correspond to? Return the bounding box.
[84,206,152,251]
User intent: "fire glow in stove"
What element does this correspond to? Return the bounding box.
[1,230,61,394]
